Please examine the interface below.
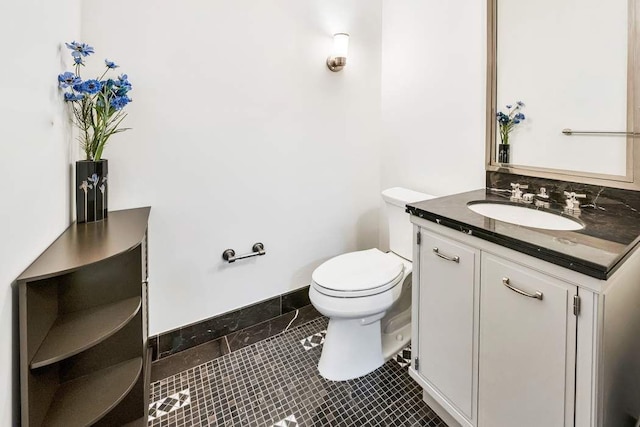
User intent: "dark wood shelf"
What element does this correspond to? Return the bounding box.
[30,297,142,369]
[43,357,142,427]
[18,207,151,282]
[19,208,150,426]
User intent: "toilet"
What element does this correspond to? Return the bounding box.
[309,187,434,381]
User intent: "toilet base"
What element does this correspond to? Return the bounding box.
[382,320,412,361]
[318,318,384,381]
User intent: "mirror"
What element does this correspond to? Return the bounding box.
[486,0,640,190]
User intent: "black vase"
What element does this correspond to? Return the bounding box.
[498,144,510,163]
[76,160,108,223]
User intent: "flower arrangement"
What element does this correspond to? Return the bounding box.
[496,101,525,145]
[57,41,133,161]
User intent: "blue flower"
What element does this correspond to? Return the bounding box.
[496,99,527,143]
[56,41,134,161]
[58,71,81,88]
[64,92,85,102]
[114,74,132,91]
[496,112,509,124]
[110,95,131,110]
[65,41,95,58]
[77,79,102,94]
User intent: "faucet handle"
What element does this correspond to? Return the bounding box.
[511,182,529,190]
[564,191,587,200]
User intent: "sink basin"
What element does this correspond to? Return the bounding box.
[467,202,584,231]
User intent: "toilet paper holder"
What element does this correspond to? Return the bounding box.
[222,242,266,263]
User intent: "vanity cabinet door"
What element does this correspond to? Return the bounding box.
[479,254,576,427]
[418,230,479,422]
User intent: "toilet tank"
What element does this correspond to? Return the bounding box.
[382,187,435,261]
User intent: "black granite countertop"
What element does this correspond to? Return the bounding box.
[406,188,640,279]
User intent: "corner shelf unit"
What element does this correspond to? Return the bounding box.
[18,207,151,427]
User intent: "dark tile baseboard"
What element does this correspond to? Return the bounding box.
[150,304,321,382]
[149,285,313,361]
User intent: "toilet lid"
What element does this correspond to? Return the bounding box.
[312,248,404,295]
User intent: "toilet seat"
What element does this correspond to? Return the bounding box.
[312,249,405,298]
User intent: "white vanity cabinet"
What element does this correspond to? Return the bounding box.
[416,230,479,423]
[478,254,576,427]
[409,217,640,427]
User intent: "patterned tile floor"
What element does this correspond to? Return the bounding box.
[149,318,446,426]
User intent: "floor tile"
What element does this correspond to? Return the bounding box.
[394,346,412,368]
[300,330,326,351]
[272,413,298,426]
[149,318,445,427]
[148,388,191,421]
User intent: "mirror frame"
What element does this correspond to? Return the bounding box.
[486,0,640,190]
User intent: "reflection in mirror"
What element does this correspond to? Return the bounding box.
[486,0,639,189]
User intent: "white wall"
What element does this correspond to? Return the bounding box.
[381,1,486,198]
[0,1,80,424]
[82,0,383,334]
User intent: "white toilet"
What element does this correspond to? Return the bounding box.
[309,187,434,381]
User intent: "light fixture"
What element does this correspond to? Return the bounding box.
[327,33,350,72]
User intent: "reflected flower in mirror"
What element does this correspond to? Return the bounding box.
[496,101,526,145]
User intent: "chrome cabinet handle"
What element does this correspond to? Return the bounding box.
[433,247,460,263]
[502,277,543,300]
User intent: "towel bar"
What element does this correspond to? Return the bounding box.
[562,128,640,137]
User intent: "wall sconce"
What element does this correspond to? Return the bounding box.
[327,33,350,72]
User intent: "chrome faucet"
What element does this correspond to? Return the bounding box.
[564,191,586,214]
[510,183,528,201]
[534,187,550,208]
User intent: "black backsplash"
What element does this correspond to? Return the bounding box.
[486,171,640,211]
[486,171,640,245]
